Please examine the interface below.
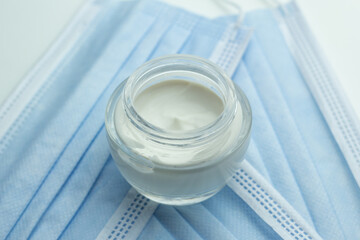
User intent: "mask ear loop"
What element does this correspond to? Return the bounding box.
[212,0,244,41]
[262,0,290,15]
[221,0,244,28]
[215,0,290,26]
[211,0,243,26]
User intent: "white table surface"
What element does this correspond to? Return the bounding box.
[1,0,359,119]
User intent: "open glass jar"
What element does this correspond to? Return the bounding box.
[105,54,251,205]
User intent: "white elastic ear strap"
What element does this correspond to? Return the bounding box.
[228,161,322,240]
[218,0,244,27]
[96,188,158,240]
[97,20,322,239]
[209,22,252,75]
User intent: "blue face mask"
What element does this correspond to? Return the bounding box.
[1,0,359,240]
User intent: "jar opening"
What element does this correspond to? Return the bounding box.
[133,79,225,133]
[123,54,237,144]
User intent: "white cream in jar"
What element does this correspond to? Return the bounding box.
[105,55,252,205]
[134,80,224,132]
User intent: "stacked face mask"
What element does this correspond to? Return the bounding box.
[0,0,359,239]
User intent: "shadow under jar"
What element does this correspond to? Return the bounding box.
[105,54,252,205]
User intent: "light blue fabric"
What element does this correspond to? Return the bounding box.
[0,0,359,239]
[241,8,360,239]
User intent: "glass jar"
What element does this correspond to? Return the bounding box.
[105,54,252,205]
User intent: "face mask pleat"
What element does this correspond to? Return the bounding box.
[32,141,111,239]
[233,62,314,227]
[250,6,360,239]
[150,186,280,240]
[147,14,198,60]
[11,97,112,239]
[242,32,345,239]
[245,140,272,182]
[202,186,282,239]
[154,205,203,240]
[116,6,179,74]
[179,19,227,59]
[137,216,175,240]
[59,160,130,240]
[173,205,237,240]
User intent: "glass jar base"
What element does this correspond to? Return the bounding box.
[133,187,220,206]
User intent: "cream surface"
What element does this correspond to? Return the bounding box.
[134,80,224,131]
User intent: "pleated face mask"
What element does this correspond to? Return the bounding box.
[1,0,360,240]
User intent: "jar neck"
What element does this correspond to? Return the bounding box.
[122,54,238,146]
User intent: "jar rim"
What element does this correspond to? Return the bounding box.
[122,54,239,145]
